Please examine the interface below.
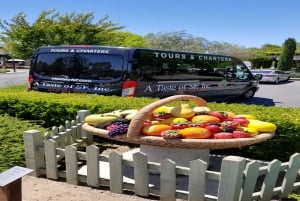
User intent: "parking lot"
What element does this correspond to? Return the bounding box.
[242,79,300,107]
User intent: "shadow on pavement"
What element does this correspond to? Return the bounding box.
[229,97,276,106]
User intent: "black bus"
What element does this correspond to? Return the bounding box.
[28,45,261,101]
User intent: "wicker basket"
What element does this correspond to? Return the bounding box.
[82,95,275,149]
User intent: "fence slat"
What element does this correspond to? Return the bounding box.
[217,156,246,201]
[109,152,123,194]
[65,145,78,185]
[23,130,45,176]
[86,145,100,187]
[133,152,149,196]
[160,159,176,201]
[239,160,260,201]
[65,121,73,145]
[58,125,66,148]
[260,159,281,201]
[281,153,300,197]
[77,110,93,144]
[45,139,58,179]
[188,159,207,201]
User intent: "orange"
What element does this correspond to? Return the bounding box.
[191,115,220,124]
[142,124,172,136]
[179,127,211,139]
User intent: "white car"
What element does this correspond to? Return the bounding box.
[250,69,290,84]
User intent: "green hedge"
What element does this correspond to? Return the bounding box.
[1,85,300,162]
[0,114,47,172]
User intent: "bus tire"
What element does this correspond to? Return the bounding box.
[241,88,256,100]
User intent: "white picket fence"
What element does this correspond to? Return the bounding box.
[23,110,300,201]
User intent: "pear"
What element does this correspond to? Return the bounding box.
[170,104,195,119]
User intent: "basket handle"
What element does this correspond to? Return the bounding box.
[127,95,207,138]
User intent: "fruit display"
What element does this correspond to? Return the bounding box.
[137,104,276,139]
[84,103,277,140]
[82,95,276,150]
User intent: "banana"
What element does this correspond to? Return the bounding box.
[102,112,122,118]
[84,114,119,126]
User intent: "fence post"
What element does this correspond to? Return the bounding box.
[188,159,207,201]
[77,110,93,144]
[23,130,45,176]
[86,145,100,187]
[65,145,78,185]
[160,159,176,201]
[217,156,246,201]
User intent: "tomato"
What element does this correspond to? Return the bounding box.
[208,111,229,121]
[142,124,172,136]
[152,112,173,120]
[220,121,239,130]
[232,117,249,126]
[161,130,182,139]
[232,130,250,138]
[213,132,233,139]
[179,127,211,139]
[170,123,189,130]
[205,124,221,134]
[188,122,208,128]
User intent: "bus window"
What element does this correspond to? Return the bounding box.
[132,49,242,81]
[34,53,124,80]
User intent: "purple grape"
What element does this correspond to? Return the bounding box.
[108,124,129,137]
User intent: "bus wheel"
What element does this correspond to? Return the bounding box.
[241,88,255,100]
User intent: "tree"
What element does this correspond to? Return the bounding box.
[144,30,251,60]
[109,31,146,48]
[145,31,208,52]
[248,44,282,68]
[0,10,145,59]
[277,38,296,71]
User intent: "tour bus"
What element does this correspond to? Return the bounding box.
[28,45,261,101]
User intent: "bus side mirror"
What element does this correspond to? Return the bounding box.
[254,74,262,80]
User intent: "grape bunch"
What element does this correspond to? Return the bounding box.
[108,124,129,138]
[96,118,130,129]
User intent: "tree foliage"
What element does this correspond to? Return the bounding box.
[144,30,251,61]
[0,10,146,59]
[248,44,282,68]
[277,38,296,71]
[145,31,207,52]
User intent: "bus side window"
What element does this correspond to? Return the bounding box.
[130,65,143,80]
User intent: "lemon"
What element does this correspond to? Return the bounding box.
[172,117,189,124]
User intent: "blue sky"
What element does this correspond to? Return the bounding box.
[0,0,299,48]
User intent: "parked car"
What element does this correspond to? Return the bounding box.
[250,69,290,84]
